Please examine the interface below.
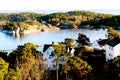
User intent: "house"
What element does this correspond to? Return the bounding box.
[105,37,120,61]
[43,43,75,70]
[43,44,54,70]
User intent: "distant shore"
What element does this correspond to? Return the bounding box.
[0,24,60,35]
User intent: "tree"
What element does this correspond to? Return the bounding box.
[111,56,120,68]
[107,27,120,39]
[0,57,9,80]
[64,38,75,47]
[107,56,120,80]
[61,56,92,79]
[50,43,71,80]
[7,43,44,80]
[76,33,90,46]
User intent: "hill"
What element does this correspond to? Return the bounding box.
[0,11,120,29]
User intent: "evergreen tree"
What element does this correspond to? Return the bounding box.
[61,56,92,79]
[76,33,90,46]
[0,57,9,80]
[107,27,120,39]
[6,43,44,80]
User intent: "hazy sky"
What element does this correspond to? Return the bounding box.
[0,0,120,14]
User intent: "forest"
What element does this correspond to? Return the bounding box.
[0,11,120,30]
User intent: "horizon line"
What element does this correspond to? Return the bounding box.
[0,9,120,15]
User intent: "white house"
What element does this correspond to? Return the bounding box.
[43,44,55,70]
[43,44,75,70]
[105,37,120,62]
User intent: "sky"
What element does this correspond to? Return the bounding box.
[0,0,120,14]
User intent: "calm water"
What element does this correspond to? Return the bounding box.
[0,29,119,51]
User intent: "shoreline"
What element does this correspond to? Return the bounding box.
[1,25,119,36]
[0,24,60,35]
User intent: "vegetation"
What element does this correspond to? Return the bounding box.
[110,56,120,68]
[80,15,120,29]
[0,58,9,80]
[76,33,90,46]
[1,10,120,30]
[49,38,93,80]
[104,56,120,80]
[0,12,43,21]
[3,22,20,30]
[3,20,42,30]
[64,38,75,47]
[107,27,120,39]
[62,56,92,80]
[0,28,119,80]
[0,10,120,80]
[0,43,44,80]
[50,43,68,80]
[38,11,113,28]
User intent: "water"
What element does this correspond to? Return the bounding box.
[0,29,119,51]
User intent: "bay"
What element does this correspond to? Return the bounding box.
[0,29,119,51]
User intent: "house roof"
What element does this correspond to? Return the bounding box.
[97,39,109,46]
[43,44,52,52]
[106,37,120,47]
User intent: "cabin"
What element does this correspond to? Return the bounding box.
[105,37,120,61]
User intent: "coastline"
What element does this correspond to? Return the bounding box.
[0,24,60,35]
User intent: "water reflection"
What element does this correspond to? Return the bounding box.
[13,33,25,39]
[4,32,25,39]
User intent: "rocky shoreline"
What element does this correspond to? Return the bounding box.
[0,24,60,35]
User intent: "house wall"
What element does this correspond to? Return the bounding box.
[106,44,114,61]
[43,47,56,70]
[44,47,53,55]
[113,44,120,57]
[67,48,75,56]
[44,46,75,70]
[71,49,75,56]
